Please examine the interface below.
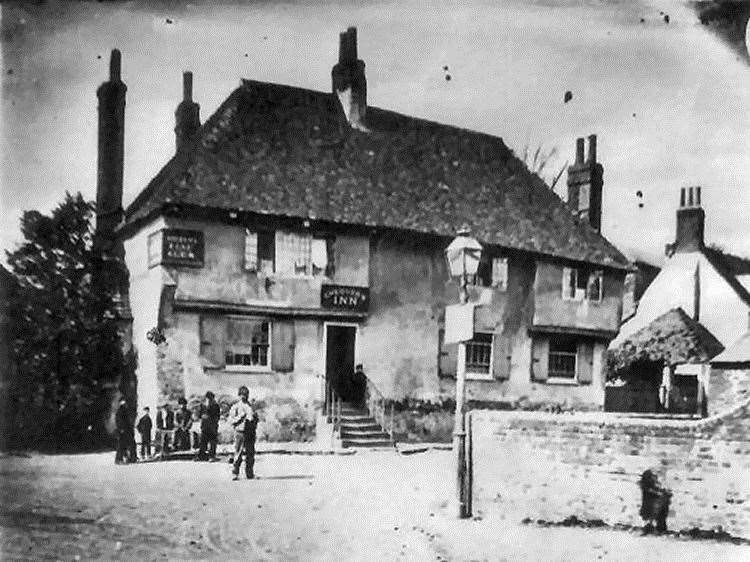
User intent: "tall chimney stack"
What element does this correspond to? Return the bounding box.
[675,186,705,253]
[331,27,367,131]
[566,134,604,232]
[175,71,201,153]
[96,49,127,242]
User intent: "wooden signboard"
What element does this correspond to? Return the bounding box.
[149,229,204,268]
[321,284,369,312]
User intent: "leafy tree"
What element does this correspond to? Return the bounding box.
[3,192,131,450]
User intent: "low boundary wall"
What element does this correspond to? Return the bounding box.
[471,401,750,538]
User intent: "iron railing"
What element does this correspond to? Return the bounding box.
[365,378,395,445]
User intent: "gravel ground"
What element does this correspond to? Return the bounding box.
[0,449,747,561]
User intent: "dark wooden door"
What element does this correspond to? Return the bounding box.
[326,325,357,402]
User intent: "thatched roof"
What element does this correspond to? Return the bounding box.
[608,307,724,373]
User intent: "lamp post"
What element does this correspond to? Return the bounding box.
[444,226,482,519]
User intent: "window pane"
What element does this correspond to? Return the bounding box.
[548,336,577,378]
[492,257,508,290]
[466,333,492,374]
[244,230,258,271]
[226,318,271,367]
[276,231,311,275]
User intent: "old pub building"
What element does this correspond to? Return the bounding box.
[97,29,630,442]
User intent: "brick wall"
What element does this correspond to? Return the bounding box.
[471,402,750,538]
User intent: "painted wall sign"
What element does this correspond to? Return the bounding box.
[321,284,369,312]
[149,229,204,267]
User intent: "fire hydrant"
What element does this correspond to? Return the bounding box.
[639,469,672,534]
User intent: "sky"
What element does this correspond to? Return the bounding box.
[2,0,749,265]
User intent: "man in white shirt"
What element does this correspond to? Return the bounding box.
[228,385,258,480]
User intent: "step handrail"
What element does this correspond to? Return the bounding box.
[325,378,343,439]
[364,377,395,446]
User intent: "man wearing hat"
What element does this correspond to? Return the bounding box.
[228,386,258,480]
[195,391,221,462]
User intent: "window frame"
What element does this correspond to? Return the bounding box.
[224,316,273,373]
[547,337,578,383]
[465,332,494,381]
[244,229,275,274]
[562,266,603,302]
[273,230,332,279]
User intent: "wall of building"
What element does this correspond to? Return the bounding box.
[472,406,750,539]
[533,261,623,331]
[362,232,616,412]
[123,217,168,414]
[709,368,750,416]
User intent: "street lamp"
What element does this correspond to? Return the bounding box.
[444,226,482,519]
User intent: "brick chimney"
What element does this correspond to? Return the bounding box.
[174,71,201,152]
[331,27,368,131]
[566,135,603,232]
[96,49,127,241]
[675,186,705,253]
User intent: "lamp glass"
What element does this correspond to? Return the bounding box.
[445,234,482,278]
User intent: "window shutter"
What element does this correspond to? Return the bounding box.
[530,337,549,381]
[199,315,227,368]
[271,320,295,372]
[562,268,573,300]
[325,237,335,277]
[438,328,458,378]
[577,341,594,384]
[492,333,512,380]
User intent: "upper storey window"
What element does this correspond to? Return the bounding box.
[244,229,333,277]
[562,267,603,302]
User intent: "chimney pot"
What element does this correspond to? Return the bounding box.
[696,186,701,207]
[575,138,585,164]
[109,49,121,81]
[183,71,193,102]
[587,134,597,163]
[688,186,694,207]
[680,187,686,207]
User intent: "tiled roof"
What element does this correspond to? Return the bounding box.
[609,307,724,371]
[124,80,629,269]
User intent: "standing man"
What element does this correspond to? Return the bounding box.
[174,397,192,451]
[195,391,221,462]
[136,406,153,460]
[114,397,130,464]
[156,402,175,459]
[229,386,258,480]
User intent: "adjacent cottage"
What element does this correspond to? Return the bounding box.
[97,29,630,442]
[608,187,750,416]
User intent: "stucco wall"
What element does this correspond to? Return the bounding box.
[123,217,167,412]
[472,406,750,538]
[362,233,613,409]
[709,368,750,416]
[533,261,623,331]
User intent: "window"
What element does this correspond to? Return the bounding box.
[491,258,508,291]
[465,333,493,379]
[225,318,270,369]
[562,267,603,301]
[275,231,331,276]
[244,230,275,273]
[587,270,603,302]
[472,255,508,290]
[548,337,577,380]
[147,230,163,268]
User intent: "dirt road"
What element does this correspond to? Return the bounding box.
[0,449,746,561]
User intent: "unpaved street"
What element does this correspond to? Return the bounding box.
[0,449,747,561]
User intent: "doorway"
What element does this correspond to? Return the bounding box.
[325,324,359,404]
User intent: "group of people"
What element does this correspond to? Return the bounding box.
[115,386,259,480]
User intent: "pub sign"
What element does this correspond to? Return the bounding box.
[148,229,204,268]
[321,284,369,312]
